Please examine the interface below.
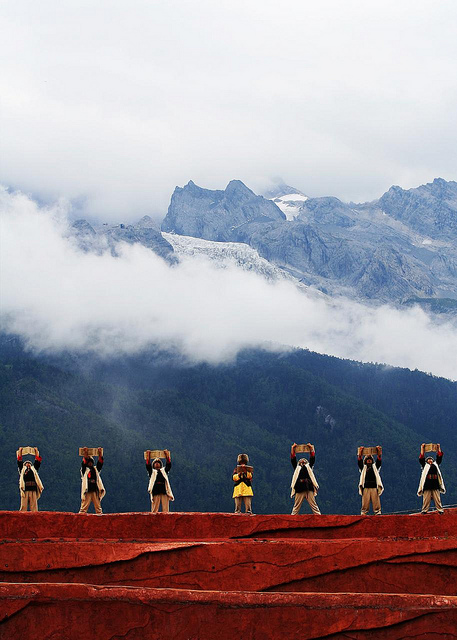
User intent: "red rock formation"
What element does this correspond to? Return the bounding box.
[1,511,456,638]
[2,538,457,595]
[2,584,457,640]
[1,510,456,541]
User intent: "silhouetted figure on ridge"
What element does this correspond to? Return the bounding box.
[358,446,383,515]
[233,453,253,514]
[17,447,43,512]
[290,442,321,515]
[146,449,174,513]
[79,447,105,514]
[418,443,445,514]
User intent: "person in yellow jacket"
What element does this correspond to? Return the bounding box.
[232,453,253,514]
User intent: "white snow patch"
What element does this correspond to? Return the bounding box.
[163,232,296,282]
[271,193,308,221]
[163,233,329,303]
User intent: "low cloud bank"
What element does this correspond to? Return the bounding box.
[1,187,456,380]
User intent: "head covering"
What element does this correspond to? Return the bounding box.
[152,457,163,468]
[298,458,308,467]
[237,453,249,464]
[364,455,374,465]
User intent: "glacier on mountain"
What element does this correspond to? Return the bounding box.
[162,232,324,297]
[271,193,308,221]
[69,177,457,313]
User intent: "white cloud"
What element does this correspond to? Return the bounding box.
[0,0,456,219]
[1,187,456,380]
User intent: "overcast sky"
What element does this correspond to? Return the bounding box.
[1,0,456,221]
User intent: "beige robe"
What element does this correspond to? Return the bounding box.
[81,467,105,500]
[19,464,44,500]
[359,463,383,496]
[290,461,319,497]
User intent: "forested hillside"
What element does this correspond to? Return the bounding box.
[0,342,455,514]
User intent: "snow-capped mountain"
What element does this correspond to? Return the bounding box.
[371,178,457,241]
[71,177,457,313]
[161,179,285,241]
[161,178,457,307]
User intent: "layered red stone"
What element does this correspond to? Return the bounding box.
[1,510,456,638]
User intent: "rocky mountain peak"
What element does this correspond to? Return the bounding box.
[160,177,457,305]
[162,179,285,241]
[378,178,457,239]
[428,177,457,195]
[70,219,98,252]
[67,176,457,308]
[136,215,162,231]
[225,179,255,198]
[184,180,199,192]
[72,219,96,235]
[69,216,175,262]
[138,215,153,225]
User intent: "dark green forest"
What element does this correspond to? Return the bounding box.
[0,340,456,515]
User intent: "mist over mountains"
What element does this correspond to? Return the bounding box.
[161,177,457,306]
[1,179,457,379]
[1,176,457,514]
[71,176,457,309]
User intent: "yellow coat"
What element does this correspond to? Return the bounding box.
[232,472,253,498]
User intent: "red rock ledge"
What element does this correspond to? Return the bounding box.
[1,511,456,639]
[1,509,456,541]
[1,584,457,640]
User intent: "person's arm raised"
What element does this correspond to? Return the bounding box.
[291,443,297,468]
[164,449,171,473]
[96,447,104,471]
[308,443,315,467]
[437,444,443,465]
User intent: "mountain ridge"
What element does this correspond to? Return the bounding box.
[67,177,457,309]
[161,177,457,304]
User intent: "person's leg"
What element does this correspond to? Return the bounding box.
[367,488,378,515]
[431,489,444,513]
[29,492,38,512]
[79,493,91,514]
[151,494,161,513]
[421,491,431,513]
[291,492,305,515]
[244,496,252,514]
[361,489,370,515]
[92,492,102,515]
[304,491,321,515]
[234,497,242,513]
[19,493,28,512]
[161,495,170,512]
[372,490,381,515]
